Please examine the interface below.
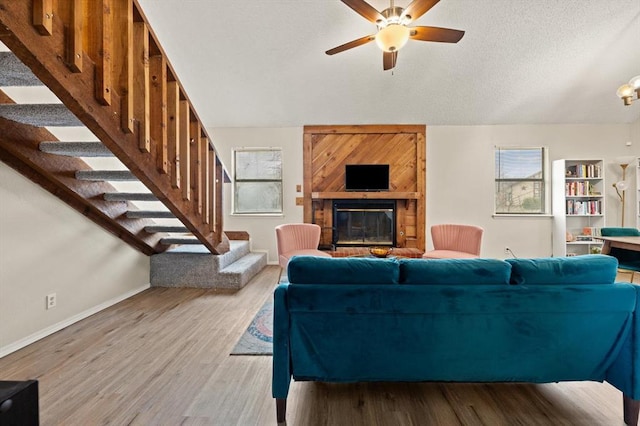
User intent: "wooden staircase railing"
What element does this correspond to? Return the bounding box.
[0,0,228,254]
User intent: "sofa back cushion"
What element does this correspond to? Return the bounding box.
[600,227,640,237]
[399,258,512,285]
[287,256,400,284]
[506,255,617,285]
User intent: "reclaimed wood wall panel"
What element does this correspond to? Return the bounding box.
[303,125,426,251]
[310,133,417,192]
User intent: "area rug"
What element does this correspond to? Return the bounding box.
[230,298,273,356]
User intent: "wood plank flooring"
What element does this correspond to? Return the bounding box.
[0,265,624,425]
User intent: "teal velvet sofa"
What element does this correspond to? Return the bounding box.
[272,255,640,424]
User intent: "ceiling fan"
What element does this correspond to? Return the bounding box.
[326,0,465,71]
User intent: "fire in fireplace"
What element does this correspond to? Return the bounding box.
[332,200,395,247]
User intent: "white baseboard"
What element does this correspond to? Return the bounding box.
[250,249,274,264]
[0,284,150,359]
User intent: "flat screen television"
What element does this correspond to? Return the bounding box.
[345,164,389,191]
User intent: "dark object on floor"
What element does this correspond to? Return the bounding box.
[0,380,39,426]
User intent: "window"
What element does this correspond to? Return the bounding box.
[233,148,282,214]
[494,147,547,214]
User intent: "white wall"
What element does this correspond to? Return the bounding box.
[212,123,638,262]
[428,124,637,258]
[0,163,150,357]
[211,127,304,264]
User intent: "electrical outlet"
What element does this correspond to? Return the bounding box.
[46,293,56,310]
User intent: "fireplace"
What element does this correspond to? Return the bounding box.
[332,200,396,247]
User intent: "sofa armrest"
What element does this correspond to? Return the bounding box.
[272,284,292,399]
[607,283,640,399]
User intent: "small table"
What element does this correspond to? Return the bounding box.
[595,236,640,255]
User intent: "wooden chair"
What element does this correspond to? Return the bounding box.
[275,223,331,273]
[423,224,484,259]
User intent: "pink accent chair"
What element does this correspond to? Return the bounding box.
[422,224,484,259]
[275,223,331,270]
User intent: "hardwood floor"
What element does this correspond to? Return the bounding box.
[0,265,624,425]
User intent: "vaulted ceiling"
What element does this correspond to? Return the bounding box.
[138,0,640,128]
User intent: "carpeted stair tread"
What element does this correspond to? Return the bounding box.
[220,252,267,274]
[163,240,250,262]
[104,192,159,201]
[161,244,209,253]
[144,225,189,233]
[0,52,42,86]
[149,241,262,289]
[0,104,82,127]
[217,240,251,269]
[218,252,268,289]
[160,240,250,269]
[39,141,114,157]
[76,170,137,181]
[126,210,176,219]
[160,237,201,245]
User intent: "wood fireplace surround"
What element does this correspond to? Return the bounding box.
[303,125,426,251]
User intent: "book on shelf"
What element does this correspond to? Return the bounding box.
[566,200,601,215]
[589,227,602,237]
[565,163,602,178]
[565,181,600,196]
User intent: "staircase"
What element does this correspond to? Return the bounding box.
[0,0,226,254]
[0,2,267,286]
[151,241,267,289]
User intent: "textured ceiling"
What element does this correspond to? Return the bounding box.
[139,1,638,127]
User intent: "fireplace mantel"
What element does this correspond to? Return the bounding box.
[312,192,420,200]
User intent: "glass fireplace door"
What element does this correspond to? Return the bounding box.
[333,201,395,246]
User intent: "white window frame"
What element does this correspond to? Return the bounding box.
[494,146,550,216]
[232,147,283,215]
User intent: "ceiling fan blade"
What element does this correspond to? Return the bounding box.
[341,0,384,23]
[326,35,375,55]
[401,0,440,22]
[383,51,398,71]
[410,26,465,43]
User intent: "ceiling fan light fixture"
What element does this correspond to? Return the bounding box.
[375,23,410,52]
[617,83,634,105]
[617,75,640,106]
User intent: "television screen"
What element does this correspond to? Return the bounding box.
[345,164,389,191]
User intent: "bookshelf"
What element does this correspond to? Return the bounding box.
[552,159,605,257]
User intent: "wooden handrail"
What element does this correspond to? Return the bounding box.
[0,0,228,254]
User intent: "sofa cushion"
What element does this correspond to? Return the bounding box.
[287,256,400,285]
[399,258,511,285]
[506,255,618,285]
